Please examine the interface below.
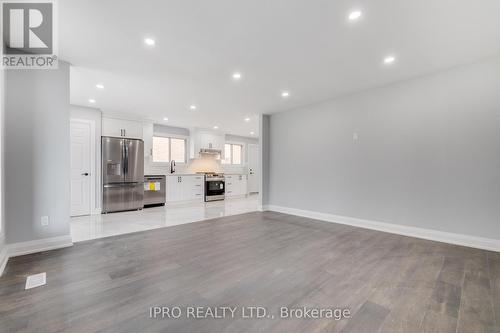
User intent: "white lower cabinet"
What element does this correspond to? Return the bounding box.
[166,175,204,202]
[185,175,204,200]
[225,174,248,197]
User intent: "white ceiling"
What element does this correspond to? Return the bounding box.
[62,0,500,137]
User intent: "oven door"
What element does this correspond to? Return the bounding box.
[206,180,225,195]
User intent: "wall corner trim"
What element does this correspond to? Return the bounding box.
[266,205,500,252]
[0,245,8,277]
[7,235,73,258]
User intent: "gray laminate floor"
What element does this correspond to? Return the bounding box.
[1,211,499,333]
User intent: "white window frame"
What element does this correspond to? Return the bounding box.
[152,133,188,165]
[222,142,244,165]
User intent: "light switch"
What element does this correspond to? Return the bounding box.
[41,216,49,226]
[353,132,359,141]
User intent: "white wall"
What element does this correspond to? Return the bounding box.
[0,68,6,274]
[5,62,71,244]
[266,57,500,240]
[70,105,102,213]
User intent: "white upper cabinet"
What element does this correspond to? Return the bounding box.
[142,121,154,161]
[102,117,143,139]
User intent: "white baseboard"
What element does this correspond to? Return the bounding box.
[266,205,500,252]
[8,235,73,258]
[91,207,102,215]
[1,235,72,277]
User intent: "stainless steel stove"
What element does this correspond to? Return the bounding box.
[203,173,225,202]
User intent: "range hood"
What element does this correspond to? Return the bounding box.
[199,148,222,156]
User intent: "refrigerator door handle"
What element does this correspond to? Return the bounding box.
[124,141,129,176]
[121,140,125,178]
[104,183,143,188]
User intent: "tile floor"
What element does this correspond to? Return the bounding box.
[70,194,259,242]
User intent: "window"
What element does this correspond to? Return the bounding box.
[222,143,243,165]
[152,136,186,163]
[222,144,231,164]
[170,138,186,163]
[152,137,170,163]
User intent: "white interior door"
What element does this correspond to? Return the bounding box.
[248,144,260,193]
[70,120,92,216]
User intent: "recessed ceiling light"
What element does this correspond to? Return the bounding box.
[89,99,96,104]
[244,117,250,122]
[383,55,396,65]
[96,83,104,89]
[213,126,219,130]
[348,10,363,21]
[232,72,242,80]
[281,91,290,98]
[144,38,155,46]
[250,131,255,135]
[189,105,197,110]
[163,117,168,121]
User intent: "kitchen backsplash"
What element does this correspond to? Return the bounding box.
[145,159,248,175]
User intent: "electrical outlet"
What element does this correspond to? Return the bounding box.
[41,216,49,226]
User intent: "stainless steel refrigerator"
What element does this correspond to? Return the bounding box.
[102,137,144,213]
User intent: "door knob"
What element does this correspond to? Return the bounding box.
[82,172,89,176]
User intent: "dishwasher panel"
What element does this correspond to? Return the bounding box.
[143,175,166,207]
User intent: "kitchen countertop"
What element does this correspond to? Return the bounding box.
[163,173,248,176]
